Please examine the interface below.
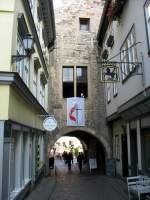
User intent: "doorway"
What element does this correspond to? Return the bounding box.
[121,134,128,177]
[130,130,138,176]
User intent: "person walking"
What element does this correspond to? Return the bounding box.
[77,152,84,173]
[67,152,72,171]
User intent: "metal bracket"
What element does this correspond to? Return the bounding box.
[99,61,143,82]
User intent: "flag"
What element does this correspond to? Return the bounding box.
[67,97,85,126]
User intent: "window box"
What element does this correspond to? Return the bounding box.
[102,49,109,60]
[107,0,127,21]
[106,35,114,48]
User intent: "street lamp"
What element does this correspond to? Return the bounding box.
[12,33,34,63]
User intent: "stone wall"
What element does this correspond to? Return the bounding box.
[48,0,112,157]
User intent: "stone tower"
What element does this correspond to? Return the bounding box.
[48,0,111,173]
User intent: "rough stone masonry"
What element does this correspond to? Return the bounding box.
[48,0,112,159]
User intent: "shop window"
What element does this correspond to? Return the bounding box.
[63,66,88,98]
[143,133,150,171]
[120,26,137,81]
[9,131,22,197]
[22,133,30,184]
[79,18,90,31]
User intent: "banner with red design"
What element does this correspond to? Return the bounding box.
[67,97,85,126]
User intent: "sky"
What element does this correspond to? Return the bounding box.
[53,0,62,8]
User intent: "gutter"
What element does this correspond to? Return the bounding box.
[97,0,111,47]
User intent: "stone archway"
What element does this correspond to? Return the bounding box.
[48,127,111,174]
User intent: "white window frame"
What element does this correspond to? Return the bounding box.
[120,26,137,81]
[28,0,35,17]
[24,58,30,86]
[79,18,90,32]
[40,79,45,107]
[33,67,38,97]
[16,34,30,86]
[9,131,22,198]
[113,82,118,96]
[16,35,25,79]
[106,83,111,103]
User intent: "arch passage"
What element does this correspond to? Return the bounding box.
[49,130,106,174]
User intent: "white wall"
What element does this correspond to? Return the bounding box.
[105,0,150,117]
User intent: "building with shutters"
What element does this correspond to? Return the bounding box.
[97,0,150,177]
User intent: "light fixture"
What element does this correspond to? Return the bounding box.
[12,33,34,63]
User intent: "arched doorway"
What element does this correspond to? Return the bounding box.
[49,129,107,174]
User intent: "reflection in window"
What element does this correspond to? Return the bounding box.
[79,18,90,31]
[63,67,74,98]
[62,66,88,98]
[76,67,88,98]
[120,26,137,80]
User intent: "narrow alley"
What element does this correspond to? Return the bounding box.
[25,160,128,200]
[1,0,150,199]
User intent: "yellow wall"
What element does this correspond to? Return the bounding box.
[9,87,44,130]
[0,86,9,120]
[0,1,15,71]
[0,0,14,11]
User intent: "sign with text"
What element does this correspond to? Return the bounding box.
[67,97,85,126]
[89,158,97,171]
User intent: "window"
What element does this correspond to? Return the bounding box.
[22,133,30,184]
[106,83,111,103]
[33,67,38,97]
[16,35,25,78]
[79,18,90,31]
[16,34,30,86]
[28,0,35,16]
[76,67,88,97]
[24,58,30,86]
[120,26,137,80]
[145,0,150,53]
[113,82,118,96]
[63,67,74,98]
[40,79,45,107]
[63,66,88,98]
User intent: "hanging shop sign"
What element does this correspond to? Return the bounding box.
[43,116,57,131]
[100,62,120,82]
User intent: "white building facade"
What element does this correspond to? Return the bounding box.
[97,0,150,177]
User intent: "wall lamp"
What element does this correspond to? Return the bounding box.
[12,33,34,63]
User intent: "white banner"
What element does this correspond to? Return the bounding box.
[67,97,85,126]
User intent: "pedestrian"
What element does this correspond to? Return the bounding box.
[67,152,72,171]
[77,152,84,173]
[62,151,67,164]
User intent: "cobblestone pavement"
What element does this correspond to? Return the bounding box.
[25,160,129,200]
[50,160,128,200]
